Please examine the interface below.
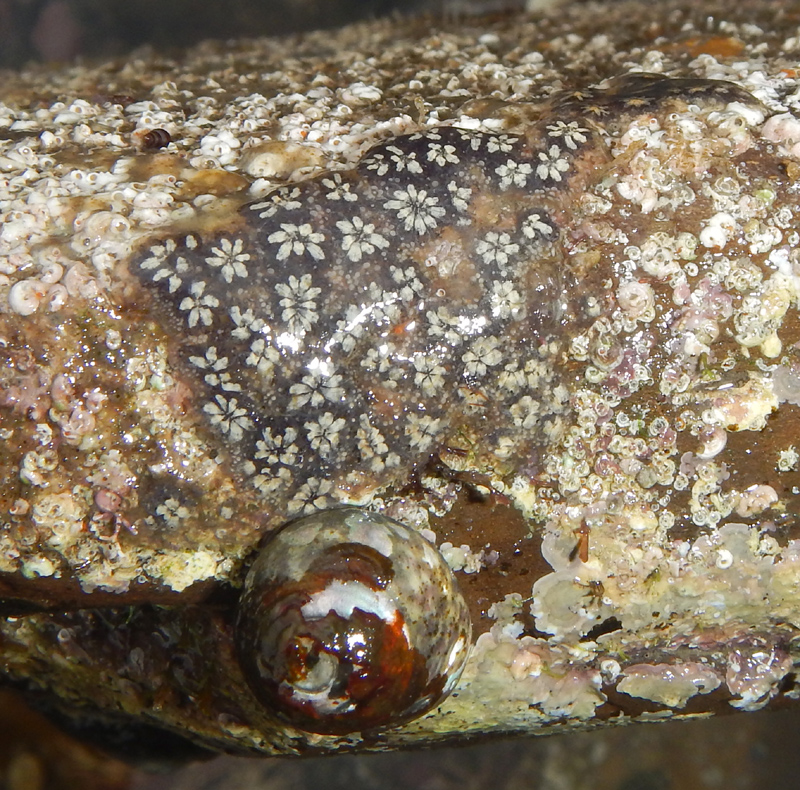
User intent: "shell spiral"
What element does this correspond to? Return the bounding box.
[235,507,472,735]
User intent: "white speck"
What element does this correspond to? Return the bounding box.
[777,445,799,472]
[699,212,736,249]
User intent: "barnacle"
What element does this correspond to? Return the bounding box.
[131,74,763,516]
[235,507,471,734]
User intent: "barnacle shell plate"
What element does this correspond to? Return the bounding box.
[235,507,472,735]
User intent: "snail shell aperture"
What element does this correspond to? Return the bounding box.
[235,507,472,735]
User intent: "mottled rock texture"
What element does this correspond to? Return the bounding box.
[3,0,800,758]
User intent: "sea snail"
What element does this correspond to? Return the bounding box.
[235,507,472,735]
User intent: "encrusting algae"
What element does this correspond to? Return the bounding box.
[2,0,800,757]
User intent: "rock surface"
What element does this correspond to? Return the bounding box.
[3,0,800,758]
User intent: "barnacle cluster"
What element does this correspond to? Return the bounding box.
[133,122,583,515]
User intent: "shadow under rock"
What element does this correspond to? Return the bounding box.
[130,707,800,790]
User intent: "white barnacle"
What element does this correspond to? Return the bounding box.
[524,359,549,391]
[536,144,570,182]
[336,217,390,262]
[497,361,527,393]
[268,222,325,261]
[361,343,395,373]
[495,159,532,189]
[252,467,293,498]
[409,130,441,142]
[189,346,227,374]
[364,281,402,324]
[426,306,467,346]
[8,279,46,315]
[203,394,254,441]
[275,274,321,335]
[178,281,219,328]
[457,130,482,151]
[205,237,250,283]
[777,445,799,472]
[384,184,445,235]
[139,238,176,269]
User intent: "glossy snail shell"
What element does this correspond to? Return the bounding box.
[235,507,472,735]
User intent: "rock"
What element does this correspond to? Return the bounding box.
[2,0,800,758]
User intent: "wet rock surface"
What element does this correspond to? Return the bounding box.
[3,0,800,758]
